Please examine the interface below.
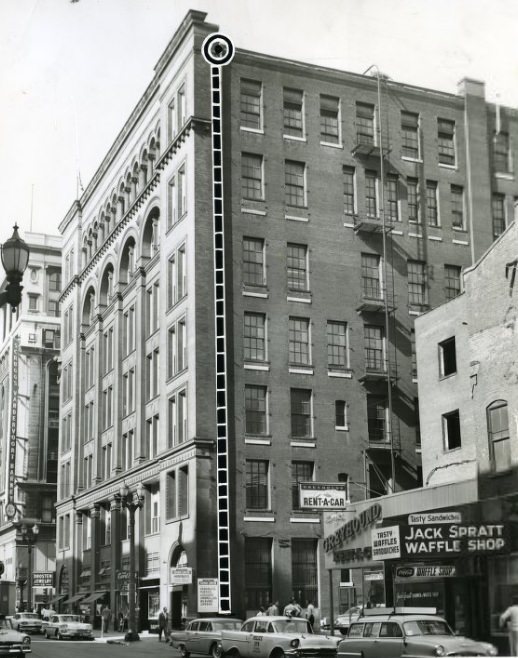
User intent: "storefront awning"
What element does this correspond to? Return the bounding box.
[81,591,108,604]
[65,594,85,604]
[98,567,111,576]
[79,569,91,578]
[49,594,67,604]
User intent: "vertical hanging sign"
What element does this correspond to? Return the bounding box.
[202,32,235,615]
[8,335,20,508]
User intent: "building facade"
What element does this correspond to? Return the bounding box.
[0,232,61,612]
[55,10,518,625]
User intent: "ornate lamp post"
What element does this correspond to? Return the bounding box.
[119,483,145,641]
[0,224,30,311]
[15,523,39,612]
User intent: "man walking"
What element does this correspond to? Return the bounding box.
[158,606,169,642]
[500,594,518,656]
[101,605,111,633]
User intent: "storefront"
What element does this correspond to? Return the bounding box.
[323,480,518,649]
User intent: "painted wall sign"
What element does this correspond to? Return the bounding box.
[8,336,20,508]
[372,525,401,560]
[408,512,462,525]
[395,565,456,580]
[324,503,382,552]
[402,523,507,557]
[299,482,348,510]
[171,567,193,585]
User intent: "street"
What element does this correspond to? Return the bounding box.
[29,636,182,658]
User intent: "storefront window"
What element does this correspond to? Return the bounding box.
[490,555,518,635]
[148,591,160,620]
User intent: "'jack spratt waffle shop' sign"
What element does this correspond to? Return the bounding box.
[399,523,507,557]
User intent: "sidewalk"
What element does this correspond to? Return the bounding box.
[92,628,159,643]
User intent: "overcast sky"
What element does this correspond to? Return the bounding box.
[1,0,518,248]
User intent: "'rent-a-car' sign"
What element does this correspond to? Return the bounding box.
[299,482,348,510]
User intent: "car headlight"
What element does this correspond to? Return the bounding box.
[86,624,93,631]
[22,636,31,645]
[60,624,68,630]
[434,646,446,657]
[488,645,498,656]
[290,639,300,648]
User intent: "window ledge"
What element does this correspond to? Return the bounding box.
[289,366,314,375]
[241,207,267,216]
[328,369,352,379]
[244,515,275,522]
[439,372,457,381]
[402,156,423,164]
[289,516,321,523]
[335,426,349,432]
[244,437,272,445]
[428,235,443,242]
[438,162,458,171]
[452,238,469,246]
[287,294,312,304]
[244,362,270,371]
[240,127,264,135]
[243,290,269,299]
[494,172,514,180]
[290,440,316,448]
[452,226,467,232]
[283,135,307,142]
[285,214,309,222]
[320,141,343,149]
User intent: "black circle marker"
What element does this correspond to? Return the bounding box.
[202,33,234,66]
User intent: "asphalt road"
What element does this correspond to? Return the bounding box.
[30,636,182,658]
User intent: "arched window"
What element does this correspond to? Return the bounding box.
[119,238,137,288]
[487,400,510,471]
[100,265,114,307]
[82,287,95,326]
[142,208,160,259]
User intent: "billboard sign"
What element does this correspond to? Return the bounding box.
[371,525,401,560]
[299,482,348,510]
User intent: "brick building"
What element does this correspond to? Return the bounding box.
[54,10,518,624]
[0,232,61,611]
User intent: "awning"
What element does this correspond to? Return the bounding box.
[64,594,85,604]
[81,591,108,604]
[79,570,91,578]
[98,567,111,576]
[49,594,67,604]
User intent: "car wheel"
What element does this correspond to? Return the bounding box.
[210,642,221,658]
[180,645,190,658]
[271,651,285,658]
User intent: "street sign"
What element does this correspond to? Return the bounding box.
[198,578,219,613]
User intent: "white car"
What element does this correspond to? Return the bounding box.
[43,614,93,640]
[0,615,31,654]
[10,613,42,634]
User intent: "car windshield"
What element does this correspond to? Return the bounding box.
[59,615,81,622]
[403,620,454,637]
[273,619,313,634]
[0,619,10,630]
[213,621,242,630]
[21,614,39,619]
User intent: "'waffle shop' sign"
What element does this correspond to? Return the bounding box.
[400,522,507,556]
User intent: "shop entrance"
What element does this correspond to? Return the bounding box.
[445,578,486,640]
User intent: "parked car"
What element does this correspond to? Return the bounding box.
[337,610,498,658]
[0,615,31,655]
[321,607,362,635]
[169,617,243,658]
[10,613,43,634]
[43,614,93,640]
[218,615,340,658]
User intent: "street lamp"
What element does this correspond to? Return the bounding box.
[0,224,30,312]
[16,562,26,612]
[119,483,145,641]
[15,523,39,612]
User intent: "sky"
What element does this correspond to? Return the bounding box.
[1,0,518,248]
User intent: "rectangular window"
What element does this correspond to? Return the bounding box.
[439,337,457,377]
[245,385,267,435]
[178,465,189,517]
[103,385,113,430]
[335,401,347,429]
[246,460,269,510]
[166,471,176,519]
[320,95,340,144]
[167,99,176,142]
[451,185,464,229]
[327,321,348,369]
[343,166,356,215]
[367,395,387,442]
[177,84,186,130]
[167,177,176,229]
[289,317,310,365]
[122,430,133,471]
[290,388,312,439]
[146,415,159,459]
[242,153,264,200]
[283,88,304,138]
[28,294,38,311]
[240,79,262,130]
[407,178,420,223]
[386,175,399,221]
[244,538,272,612]
[401,111,419,159]
[408,260,427,306]
[291,539,318,606]
[444,264,462,301]
[287,243,308,291]
[146,281,160,336]
[361,253,382,300]
[426,180,439,226]
[244,313,266,362]
[285,160,306,207]
[123,305,135,355]
[177,165,186,219]
[492,193,506,237]
[364,325,385,371]
[438,118,456,166]
[291,461,313,509]
[443,409,461,450]
[169,389,188,446]
[365,170,378,217]
[494,131,510,173]
[356,102,375,145]
[243,237,265,287]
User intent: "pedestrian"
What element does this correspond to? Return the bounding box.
[257,606,266,616]
[158,606,169,642]
[267,600,279,616]
[305,600,315,629]
[118,611,124,632]
[283,598,302,617]
[500,595,518,656]
[101,605,111,633]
